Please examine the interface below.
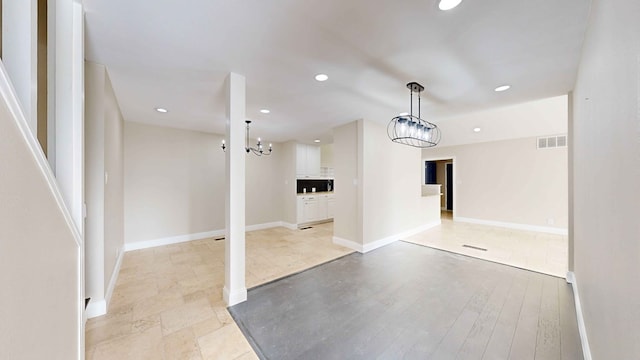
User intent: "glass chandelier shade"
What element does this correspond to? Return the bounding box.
[387,82,441,148]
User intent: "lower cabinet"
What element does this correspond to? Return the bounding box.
[297,194,335,224]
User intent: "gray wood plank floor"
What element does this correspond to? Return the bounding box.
[229,241,583,360]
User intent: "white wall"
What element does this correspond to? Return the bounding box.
[571,0,640,358]
[124,122,285,245]
[362,120,437,244]
[424,136,568,230]
[281,141,298,225]
[320,143,334,168]
[0,60,80,360]
[434,95,568,147]
[1,0,38,134]
[333,119,440,249]
[85,62,106,302]
[333,121,361,243]
[85,61,125,312]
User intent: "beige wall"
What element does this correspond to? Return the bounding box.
[103,70,124,287]
[0,65,80,359]
[362,120,436,244]
[124,122,285,244]
[571,0,640,358]
[320,143,334,168]
[333,119,440,246]
[435,160,448,208]
[333,121,361,242]
[281,141,297,225]
[424,136,568,230]
[84,62,124,303]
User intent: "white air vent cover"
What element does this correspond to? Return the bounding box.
[537,135,567,149]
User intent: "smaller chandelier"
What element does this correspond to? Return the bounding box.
[221,120,272,156]
[388,82,441,148]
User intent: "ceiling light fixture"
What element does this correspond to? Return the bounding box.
[155,107,168,113]
[439,0,462,11]
[473,127,481,132]
[315,74,329,82]
[494,85,511,92]
[260,109,270,114]
[314,139,321,143]
[221,120,272,156]
[387,82,441,148]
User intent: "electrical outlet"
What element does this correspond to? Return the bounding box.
[547,218,555,225]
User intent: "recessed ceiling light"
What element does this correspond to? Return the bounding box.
[473,127,481,132]
[155,107,168,113]
[439,0,462,11]
[260,109,270,114]
[399,112,409,116]
[494,85,511,92]
[314,139,321,143]
[315,74,329,82]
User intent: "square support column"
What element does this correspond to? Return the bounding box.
[223,73,247,306]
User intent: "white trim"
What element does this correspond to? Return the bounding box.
[363,220,441,253]
[223,285,247,306]
[104,247,123,310]
[85,299,106,319]
[454,216,568,235]
[124,229,225,252]
[281,222,298,230]
[0,55,82,248]
[332,236,364,253]
[566,271,592,360]
[333,220,441,254]
[86,245,124,319]
[123,222,289,252]
[245,221,283,232]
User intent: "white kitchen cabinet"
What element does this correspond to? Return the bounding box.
[302,195,320,223]
[297,194,335,225]
[296,144,321,178]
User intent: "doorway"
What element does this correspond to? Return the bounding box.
[424,157,455,217]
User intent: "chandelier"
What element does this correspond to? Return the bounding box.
[387,82,441,148]
[221,120,272,156]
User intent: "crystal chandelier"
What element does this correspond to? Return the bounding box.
[221,120,272,155]
[387,82,441,148]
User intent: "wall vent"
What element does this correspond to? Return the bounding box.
[537,135,567,149]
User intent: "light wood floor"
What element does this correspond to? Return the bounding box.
[85,222,352,359]
[230,242,582,359]
[86,218,571,358]
[404,212,568,277]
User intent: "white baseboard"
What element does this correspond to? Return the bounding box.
[223,286,247,306]
[566,271,592,360]
[332,236,364,253]
[86,246,124,319]
[85,299,106,319]
[246,221,283,232]
[124,222,290,252]
[454,216,568,235]
[333,220,441,254]
[281,222,298,230]
[124,229,224,252]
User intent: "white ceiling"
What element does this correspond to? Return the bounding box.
[83,0,590,144]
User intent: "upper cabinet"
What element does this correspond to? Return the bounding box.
[296,144,321,178]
